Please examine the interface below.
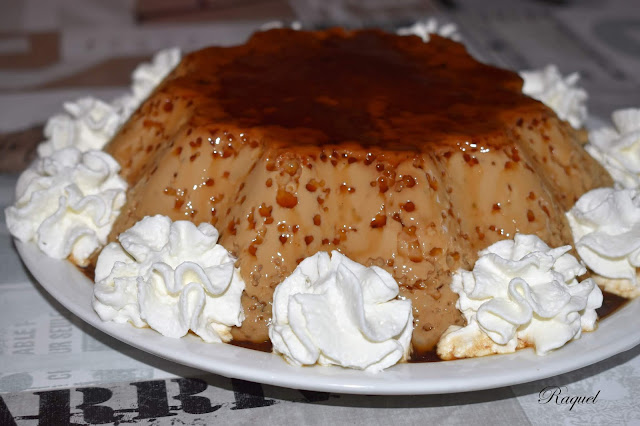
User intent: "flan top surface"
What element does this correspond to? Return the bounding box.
[166,28,544,151]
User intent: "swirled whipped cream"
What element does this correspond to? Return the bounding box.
[519,65,588,129]
[37,98,123,157]
[113,48,182,119]
[5,147,126,265]
[259,20,302,31]
[269,250,413,372]
[437,234,602,360]
[397,18,461,42]
[585,108,640,189]
[37,48,181,157]
[567,187,640,298]
[93,215,245,343]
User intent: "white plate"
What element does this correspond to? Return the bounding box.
[16,240,640,395]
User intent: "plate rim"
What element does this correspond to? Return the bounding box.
[15,239,640,395]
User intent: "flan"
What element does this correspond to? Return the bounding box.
[104,28,613,353]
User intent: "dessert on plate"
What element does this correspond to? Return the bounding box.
[103,28,611,352]
[7,24,635,371]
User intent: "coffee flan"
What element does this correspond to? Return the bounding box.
[104,28,613,353]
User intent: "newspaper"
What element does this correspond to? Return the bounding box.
[451,0,640,120]
[1,0,640,424]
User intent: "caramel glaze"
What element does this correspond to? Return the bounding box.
[105,29,613,353]
[596,291,629,320]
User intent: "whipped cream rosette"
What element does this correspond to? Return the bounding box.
[93,215,245,343]
[5,147,127,265]
[36,48,181,157]
[258,20,302,31]
[269,251,413,372]
[438,234,602,359]
[567,187,640,298]
[397,18,461,42]
[112,48,182,119]
[519,65,587,129]
[37,98,123,156]
[585,108,640,189]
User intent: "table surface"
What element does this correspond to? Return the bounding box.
[1,0,640,424]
